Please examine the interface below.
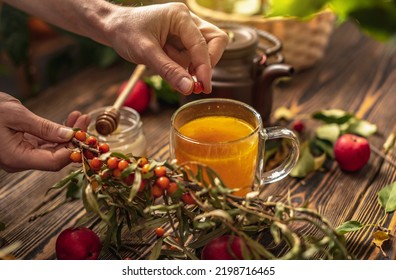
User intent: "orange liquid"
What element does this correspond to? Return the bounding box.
[175,116,258,196]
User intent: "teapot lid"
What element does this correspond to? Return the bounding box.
[220,24,258,58]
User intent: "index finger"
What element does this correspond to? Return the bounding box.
[172,10,212,93]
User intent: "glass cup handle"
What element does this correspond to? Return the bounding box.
[260,127,300,185]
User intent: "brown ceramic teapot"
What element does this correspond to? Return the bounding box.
[180,24,294,126]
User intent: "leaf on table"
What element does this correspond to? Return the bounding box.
[313,153,327,170]
[377,182,396,213]
[313,138,334,159]
[383,132,396,153]
[273,106,296,121]
[373,230,390,255]
[344,118,377,137]
[336,220,364,235]
[316,123,340,143]
[312,109,354,124]
[290,142,315,178]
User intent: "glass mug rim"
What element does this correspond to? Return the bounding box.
[171,98,262,146]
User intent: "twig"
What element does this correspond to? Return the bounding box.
[370,145,396,169]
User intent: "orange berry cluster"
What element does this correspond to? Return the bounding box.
[69,130,197,204]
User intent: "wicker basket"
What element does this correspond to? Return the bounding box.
[187,0,336,71]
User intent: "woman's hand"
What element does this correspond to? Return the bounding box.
[105,3,229,94]
[0,93,90,172]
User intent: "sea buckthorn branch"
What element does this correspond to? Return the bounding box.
[32,130,353,260]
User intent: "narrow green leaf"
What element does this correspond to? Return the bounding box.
[148,238,164,260]
[46,169,82,194]
[194,209,233,223]
[128,170,141,202]
[336,220,364,235]
[378,182,396,213]
[84,183,109,223]
[188,227,229,249]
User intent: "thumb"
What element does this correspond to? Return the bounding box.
[16,108,75,143]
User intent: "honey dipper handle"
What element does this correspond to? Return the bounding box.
[113,64,146,110]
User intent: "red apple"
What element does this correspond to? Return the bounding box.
[56,227,102,260]
[118,79,151,113]
[201,235,246,260]
[334,133,371,172]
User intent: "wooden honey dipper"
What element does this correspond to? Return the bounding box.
[95,64,146,135]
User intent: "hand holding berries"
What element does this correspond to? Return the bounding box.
[0,94,90,172]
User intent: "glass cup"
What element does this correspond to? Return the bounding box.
[87,106,147,156]
[170,98,299,197]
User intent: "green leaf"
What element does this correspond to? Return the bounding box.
[316,123,340,143]
[267,0,330,19]
[313,138,334,158]
[145,75,180,106]
[148,238,164,260]
[336,220,364,235]
[65,182,82,200]
[128,170,141,202]
[46,169,82,194]
[345,118,377,137]
[290,143,315,178]
[378,182,396,213]
[312,109,354,124]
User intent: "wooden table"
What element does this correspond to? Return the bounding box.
[1,22,395,260]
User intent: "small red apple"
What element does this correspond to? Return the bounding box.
[334,133,371,172]
[56,227,102,260]
[201,235,246,260]
[118,79,151,113]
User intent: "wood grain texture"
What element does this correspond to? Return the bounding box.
[0,21,395,259]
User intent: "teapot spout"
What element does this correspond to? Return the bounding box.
[255,64,294,126]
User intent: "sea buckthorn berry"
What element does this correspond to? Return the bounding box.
[118,159,129,171]
[70,151,82,163]
[98,143,110,154]
[100,170,112,180]
[139,179,147,192]
[156,176,170,190]
[182,193,196,205]
[107,157,119,169]
[138,157,148,167]
[83,149,95,160]
[167,182,179,197]
[141,163,151,174]
[90,157,103,171]
[154,166,167,177]
[86,136,98,147]
[151,184,164,198]
[112,168,122,179]
[123,174,135,185]
[74,130,86,142]
[193,81,203,94]
[91,180,99,192]
[155,227,165,237]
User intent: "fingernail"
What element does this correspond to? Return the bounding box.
[59,127,74,140]
[177,77,193,94]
